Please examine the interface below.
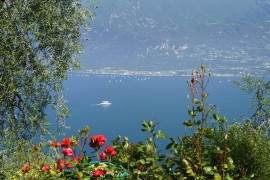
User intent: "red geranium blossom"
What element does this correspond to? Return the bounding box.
[43,164,50,172]
[51,141,60,147]
[89,134,106,149]
[65,162,73,169]
[104,146,117,156]
[92,169,107,177]
[61,138,71,148]
[21,165,29,173]
[78,154,83,161]
[71,157,80,163]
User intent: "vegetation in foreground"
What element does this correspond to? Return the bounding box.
[1,65,269,180]
[1,1,270,179]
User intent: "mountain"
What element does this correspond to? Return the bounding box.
[79,0,270,76]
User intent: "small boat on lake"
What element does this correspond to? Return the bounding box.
[98,101,112,106]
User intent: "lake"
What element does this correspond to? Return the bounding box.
[57,73,252,147]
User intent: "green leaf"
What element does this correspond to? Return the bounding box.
[203,166,212,172]
[186,168,193,174]
[78,171,83,179]
[188,110,195,117]
[213,113,220,120]
[197,105,203,112]
[193,98,200,104]
[224,173,233,180]
[141,120,148,128]
[218,116,227,123]
[214,173,222,180]
[212,149,224,154]
[194,120,201,126]
[227,157,235,169]
[183,120,193,127]
[165,139,176,150]
[155,130,167,139]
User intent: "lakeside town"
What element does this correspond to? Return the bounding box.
[71,66,268,77]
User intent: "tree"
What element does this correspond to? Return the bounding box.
[234,76,270,134]
[0,0,94,145]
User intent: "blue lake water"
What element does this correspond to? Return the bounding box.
[59,73,252,147]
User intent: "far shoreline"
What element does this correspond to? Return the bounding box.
[67,67,269,78]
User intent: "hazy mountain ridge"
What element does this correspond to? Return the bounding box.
[80,0,270,76]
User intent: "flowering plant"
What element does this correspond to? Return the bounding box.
[14,126,127,179]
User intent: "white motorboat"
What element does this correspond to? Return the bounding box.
[99,101,111,106]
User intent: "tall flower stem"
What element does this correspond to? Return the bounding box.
[95,148,100,163]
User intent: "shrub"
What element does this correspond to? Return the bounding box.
[227,123,270,179]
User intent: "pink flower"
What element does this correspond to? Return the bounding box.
[62,147,74,157]
[43,164,50,172]
[99,152,106,160]
[56,159,65,170]
[92,169,107,177]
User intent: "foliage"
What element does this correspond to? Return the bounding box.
[0,0,94,145]
[3,65,270,179]
[112,120,170,179]
[226,122,270,179]
[165,64,236,179]
[234,76,270,133]
[10,126,130,180]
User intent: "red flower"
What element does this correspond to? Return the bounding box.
[77,173,81,179]
[89,136,96,148]
[62,147,74,157]
[138,165,145,170]
[191,77,196,83]
[92,169,107,177]
[71,157,79,163]
[61,138,70,148]
[51,141,60,147]
[65,162,73,169]
[21,165,29,173]
[97,135,106,146]
[43,164,50,172]
[111,150,117,156]
[33,145,38,151]
[99,152,106,160]
[78,154,83,161]
[89,134,106,149]
[56,159,65,170]
[104,146,117,156]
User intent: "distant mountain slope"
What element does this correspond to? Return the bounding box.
[80,0,270,75]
